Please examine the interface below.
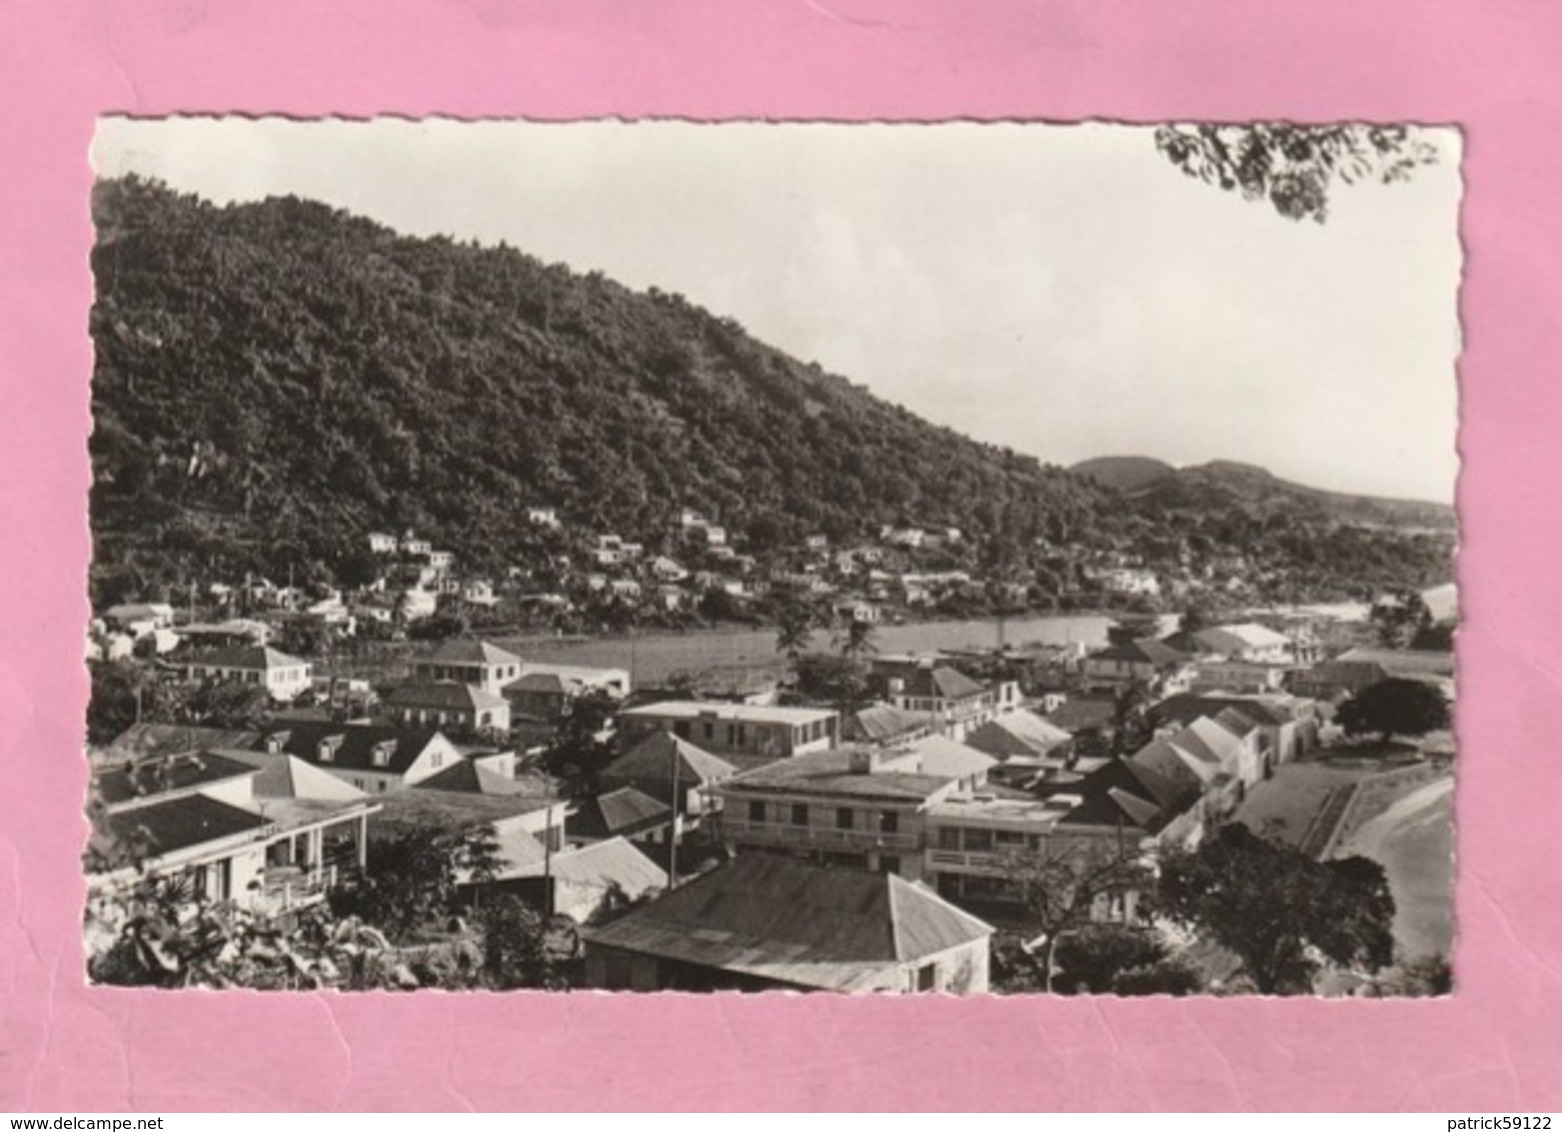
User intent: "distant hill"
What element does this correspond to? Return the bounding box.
[88,177,1454,607]
[1071,456,1177,493]
[1071,457,1455,533]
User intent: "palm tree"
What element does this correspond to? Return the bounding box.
[839,614,879,661]
[774,598,815,665]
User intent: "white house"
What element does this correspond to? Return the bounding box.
[184,646,313,702]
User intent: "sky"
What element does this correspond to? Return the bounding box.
[91,118,1463,503]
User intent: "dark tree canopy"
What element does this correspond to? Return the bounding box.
[1157,824,1396,994]
[1370,587,1433,649]
[1155,124,1440,223]
[1337,678,1451,744]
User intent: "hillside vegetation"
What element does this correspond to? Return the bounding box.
[88,177,1453,607]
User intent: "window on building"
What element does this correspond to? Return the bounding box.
[881,811,899,834]
[964,828,994,852]
[880,855,901,875]
[916,964,937,992]
[748,801,765,823]
[674,721,691,738]
[791,803,808,826]
[938,826,961,851]
[702,721,714,741]
[836,808,854,831]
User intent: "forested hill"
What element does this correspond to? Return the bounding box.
[88,177,1116,593]
[88,177,1453,605]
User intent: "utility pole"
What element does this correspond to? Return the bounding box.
[668,739,681,889]
[542,799,555,917]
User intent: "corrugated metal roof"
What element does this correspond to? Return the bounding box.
[104,793,270,858]
[722,749,953,802]
[964,710,1071,760]
[603,730,737,788]
[582,855,989,992]
[419,639,522,666]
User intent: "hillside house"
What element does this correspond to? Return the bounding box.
[396,588,439,622]
[581,854,993,994]
[1096,567,1161,597]
[461,580,498,607]
[649,556,689,582]
[368,531,398,554]
[102,603,176,639]
[834,598,881,624]
[524,505,561,528]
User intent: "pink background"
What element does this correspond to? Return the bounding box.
[1,0,1558,1111]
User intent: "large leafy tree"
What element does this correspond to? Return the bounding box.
[993,838,1155,993]
[1157,824,1396,994]
[1155,123,1440,223]
[541,687,620,789]
[1336,678,1451,745]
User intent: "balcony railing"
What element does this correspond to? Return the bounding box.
[719,818,922,854]
[925,848,1005,871]
[252,865,338,915]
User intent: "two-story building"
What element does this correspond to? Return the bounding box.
[1187,623,1295,664]
[1191,659,1291,695]
[411,639,523,691]
[184,645,313,702]
[714,746,961,879]
[617,702,840,763]
[382,681,512,733]
[1080,638,1193,694]
[872,657,1003,740]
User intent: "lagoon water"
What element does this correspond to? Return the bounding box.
[499,614,1116,686]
